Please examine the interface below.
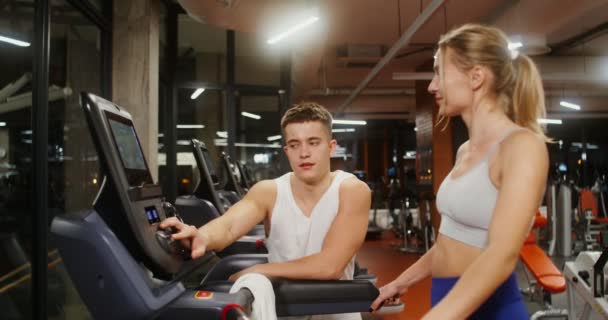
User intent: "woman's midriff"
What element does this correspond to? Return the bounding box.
[431,234,484,277]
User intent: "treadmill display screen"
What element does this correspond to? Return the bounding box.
[108,119,148,171]
[145,206,160,224]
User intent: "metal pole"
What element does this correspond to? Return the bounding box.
[226,30,237,158]
[32,0,50,318]
[165,4,178,203]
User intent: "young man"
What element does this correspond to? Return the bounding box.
[161,102,371,288]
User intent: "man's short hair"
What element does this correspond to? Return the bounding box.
[280,102,333,137]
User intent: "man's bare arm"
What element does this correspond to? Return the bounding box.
[200,180,275,251]
[164,180,275,258]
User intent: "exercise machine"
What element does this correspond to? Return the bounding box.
[50,92,381,319]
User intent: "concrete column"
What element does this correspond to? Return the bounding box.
[112,0,160,180]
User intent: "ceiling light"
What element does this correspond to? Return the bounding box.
[236,142,281,149]
[559,101,580,110]
[508,42,523,50]
[0,122,6,127]
[537,118,562,125]
[215,140,282,149]
[267,135,282,141]
[177,140,191,145]
[0,35,30,47]
[216,131,228,138]
[190,88,205,100]
[176,124,205,129]
[333,119,366,125]
[332,128,356,133]
[267,16,319,45]
[241,111,261,120]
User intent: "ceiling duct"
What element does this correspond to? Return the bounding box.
[336,44,387,68]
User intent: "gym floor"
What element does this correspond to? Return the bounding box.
[358,231,604,319]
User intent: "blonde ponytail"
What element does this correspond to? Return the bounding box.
[511,54,548,140]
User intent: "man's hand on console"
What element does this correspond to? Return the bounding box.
[160,217,210,259]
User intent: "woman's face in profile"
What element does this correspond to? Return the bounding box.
[428,48,474,117]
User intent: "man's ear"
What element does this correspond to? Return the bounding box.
[329,139,337,156]
[470,66,486,91]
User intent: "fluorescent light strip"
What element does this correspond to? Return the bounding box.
[0,122,6,127]
[0,35,30,47]
[559,101,581,110]
[537,118,562,125]
[332,128,355,133]
[241,111,261,120]
[236,142,281,148]
[508,42,523,50]
[333,119,366,125]
[190,88,205,100]
[176,124,205,129]
[177,140,191,145]
[215,139,282,148]
[267,135,282,141]
[216,131,228,138]
[267,16,320,45]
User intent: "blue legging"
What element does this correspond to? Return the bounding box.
[431,273,528,319]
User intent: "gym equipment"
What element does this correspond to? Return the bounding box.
[579,188,608,252]
[546,183,558,256]
[221,152,247,198]
[519,211,568,319]
[399,190,434,254]
[50,92,380,319]
[367,176,386,240]
[556,180,574,257]
[397,197,425,254]
[174,139,231,227]
[564,249,608,319]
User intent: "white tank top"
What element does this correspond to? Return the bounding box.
[266,170,361,320]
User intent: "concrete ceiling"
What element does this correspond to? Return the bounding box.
[177,0,608,122]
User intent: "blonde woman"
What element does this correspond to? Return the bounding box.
[371,24,548,319]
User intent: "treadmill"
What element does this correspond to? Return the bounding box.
[220,152,246,199]
[51,92,379,319]
[173,140,227,228]
[234,160,252,192]
[175,139,266,253]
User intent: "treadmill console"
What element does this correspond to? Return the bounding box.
[82,92,189,276]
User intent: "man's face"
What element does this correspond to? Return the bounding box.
[283,121,336,183]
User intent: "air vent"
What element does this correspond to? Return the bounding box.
[336,44,387,68]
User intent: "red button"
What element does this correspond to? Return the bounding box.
[194,291,213,299]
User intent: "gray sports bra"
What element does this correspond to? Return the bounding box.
[436,128,525,248]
